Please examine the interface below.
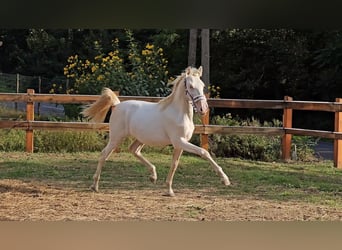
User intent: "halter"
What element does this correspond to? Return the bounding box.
[184,77,206,112]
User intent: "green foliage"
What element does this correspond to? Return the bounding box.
[291,136,317,161]
[54,30,170,97]
[205,114,316,162]
[0,129,26,151]
[0,129,107,152]
[0,128,174,154]
[208,114,282,161]
[34,131,108,152]
[211,29,309,101]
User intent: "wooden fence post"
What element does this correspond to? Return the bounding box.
[26,89,35,153]
[334,98,342,168]
[282,96,293,161]
[200,93,210,150]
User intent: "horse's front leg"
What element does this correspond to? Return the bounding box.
[172,137,231,186]
[165,148,183,197]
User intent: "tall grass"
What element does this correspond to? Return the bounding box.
[0,129,107,152]
[0,129,26,151]
[34,130,108,152]
[0,129,173,153]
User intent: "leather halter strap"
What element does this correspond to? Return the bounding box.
[184,77,206,112]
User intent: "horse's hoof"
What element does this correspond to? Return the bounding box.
[222,177,231,186]
[149,176,157,184]
[90,185,99,192]
[162,192,175,197]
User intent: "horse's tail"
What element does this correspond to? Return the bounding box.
[82,88,120,123]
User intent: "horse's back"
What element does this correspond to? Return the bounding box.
[111,100,170,146]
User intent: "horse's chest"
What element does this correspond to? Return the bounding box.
[184,122,195,141]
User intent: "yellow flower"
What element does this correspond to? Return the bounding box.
[145,43,154,49]
[112,38,119,44]
[91,66,97,73]
[67,56,74,63]
[97,75,105,81]
[142,49,150,56]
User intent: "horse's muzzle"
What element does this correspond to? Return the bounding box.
[195,98,209,116]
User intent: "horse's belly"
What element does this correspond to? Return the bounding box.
[129,116,170,146]
[132,126,170,146]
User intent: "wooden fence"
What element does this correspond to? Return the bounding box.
[1,89,342,168]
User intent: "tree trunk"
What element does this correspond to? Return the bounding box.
[188,29,198,67]
[201,29,210,92]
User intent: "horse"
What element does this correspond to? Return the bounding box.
[82,66,230,196]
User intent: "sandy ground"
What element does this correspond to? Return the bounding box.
[0,179,341,221]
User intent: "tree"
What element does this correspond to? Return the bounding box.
[201,29,210,92]
[188,29,197,67]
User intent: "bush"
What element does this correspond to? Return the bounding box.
[198,114,317,162]
[291,136,317,161]
[0,129,26,151]
[0,129,173,154]
[34,130,108,152]
[0,129,106,152]
[54,30,170,97]
[207,114,281,161]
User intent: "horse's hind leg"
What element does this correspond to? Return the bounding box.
[129,139,157,183]
[90,138,121,192]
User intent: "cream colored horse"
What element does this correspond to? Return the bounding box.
[82,66,230,196]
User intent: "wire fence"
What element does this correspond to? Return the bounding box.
[0,72,68,94]
[0,72,67,116]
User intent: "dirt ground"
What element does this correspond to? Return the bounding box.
[0,179,341,221]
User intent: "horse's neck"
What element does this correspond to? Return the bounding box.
[171,84,194,121]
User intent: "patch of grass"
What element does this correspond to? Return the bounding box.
[0,151,341,208]
[0,127,173,153]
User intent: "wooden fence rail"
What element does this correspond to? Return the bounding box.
[1,89,342,168]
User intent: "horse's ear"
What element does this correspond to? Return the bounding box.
[185,66,191,76]
[198,66,203,76]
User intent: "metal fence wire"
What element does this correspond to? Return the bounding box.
[0,73,67,116]
[0,72,68,93]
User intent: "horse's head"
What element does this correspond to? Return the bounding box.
[184,66,209,115]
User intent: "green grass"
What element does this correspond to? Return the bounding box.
[1,151,342,208]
